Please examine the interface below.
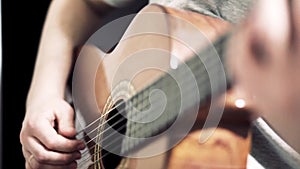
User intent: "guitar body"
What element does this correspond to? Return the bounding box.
[72,4,251,169]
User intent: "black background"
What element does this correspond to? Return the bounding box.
[2,0,51,168]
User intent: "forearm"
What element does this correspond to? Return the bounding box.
[26,0,113,108]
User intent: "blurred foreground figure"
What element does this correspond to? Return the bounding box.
[227,0,300,168]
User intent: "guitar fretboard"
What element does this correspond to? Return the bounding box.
[109,33,231,155]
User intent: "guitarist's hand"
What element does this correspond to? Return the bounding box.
[18,0,115,168]
[227,0,300,151]
[20,97,85,169]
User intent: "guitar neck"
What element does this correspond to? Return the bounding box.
[120,32,232,155]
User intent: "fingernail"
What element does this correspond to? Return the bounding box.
[70,161,77,169]
[78,143,85,150]
[75,152,81,159]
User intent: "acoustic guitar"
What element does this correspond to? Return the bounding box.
[71,4,252,169]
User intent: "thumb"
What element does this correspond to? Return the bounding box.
[56,102,76,138]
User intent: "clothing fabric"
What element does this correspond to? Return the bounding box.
[250,118,300,169]
[102,0,134,7]
[102,0,253,23]
[149,0,253,23]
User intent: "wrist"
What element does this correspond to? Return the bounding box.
[26,90,65,109]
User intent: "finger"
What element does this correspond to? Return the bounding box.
[29,157,77,169]
[23,148,34,169]
[26,161,32,169]
[26,136,81,165]
[56,102,76,138]
[23,147,33,160]
[32,117,84,152]
[23,147,34,169]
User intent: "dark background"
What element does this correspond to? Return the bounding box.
[1,0,148,168]
[2,0,51,168]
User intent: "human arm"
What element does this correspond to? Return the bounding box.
[19,0,115,168]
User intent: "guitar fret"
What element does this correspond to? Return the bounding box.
[121,33,231,155]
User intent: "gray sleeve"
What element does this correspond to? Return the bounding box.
[150,0,253,24]
[102,0,136,7]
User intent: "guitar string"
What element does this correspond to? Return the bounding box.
[75,82,159,142]
[79,78,222,168]
[75,100,125,137]
[77,54,211,158]
[75,31,228,139]
[74,64,169,140]
[78,83,182,164]
[79,79,210,168]
[76,35,229,167]
[74,31,227,139]
[78,88,190,168]
[79,112,127,161]
[75,44,215,141]
[77,60,219,168]
[94,95,113,169]
[78,77,183,165]
[78,123,127,168]
[77,51,220,167]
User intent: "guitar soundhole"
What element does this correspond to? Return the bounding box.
[101,100,127,169]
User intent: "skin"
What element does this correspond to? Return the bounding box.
[227,0,300,153]
[19,0,114,168]
[20,0,300,168]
